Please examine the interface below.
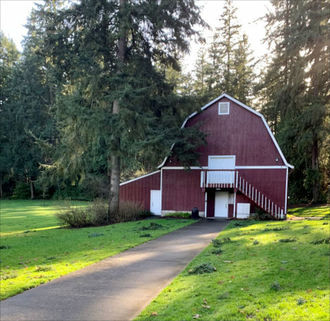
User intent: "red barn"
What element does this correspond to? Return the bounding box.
[120,94,293,220]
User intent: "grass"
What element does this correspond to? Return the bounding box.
[137,212,330,320]
[0,200,194,300]
[287,205,330,219]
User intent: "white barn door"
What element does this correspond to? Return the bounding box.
[150,190,161,215]
[215,192,228,218]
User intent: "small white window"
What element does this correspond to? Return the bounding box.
[218,102,230,115]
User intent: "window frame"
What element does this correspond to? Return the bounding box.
[218,102,230,115]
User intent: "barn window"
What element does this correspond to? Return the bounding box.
[218,102,230,115]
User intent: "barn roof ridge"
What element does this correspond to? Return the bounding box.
[158,93,294,169]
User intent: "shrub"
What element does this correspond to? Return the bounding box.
[251,209,274,220]
[164,212,191,219]
[57,205,94,228]
[57,200,151,228]
[56,199,108,228]
[110,201,151,224]
[89,198,109,225]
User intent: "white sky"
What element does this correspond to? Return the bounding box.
[0,0,271,73]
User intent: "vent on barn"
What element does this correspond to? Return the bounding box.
[218,102,230,115]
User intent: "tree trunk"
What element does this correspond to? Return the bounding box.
[311,137,319,203]
[108,0,127,217]
[30,179,35,200]
[109,101,121,216]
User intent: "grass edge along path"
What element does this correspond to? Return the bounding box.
[136,216,330,321]
[0,200,195,300]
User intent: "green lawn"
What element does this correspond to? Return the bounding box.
[137,213,330,320]
[0,200,194,300]
[288,205,330,218]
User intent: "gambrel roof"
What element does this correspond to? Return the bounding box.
[158,93,294,169]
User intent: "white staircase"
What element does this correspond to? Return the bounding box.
[235,173,285,220]
[200,170,286,220]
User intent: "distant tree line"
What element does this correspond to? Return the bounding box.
[0,0,328,208]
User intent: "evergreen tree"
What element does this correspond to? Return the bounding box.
[0,33,20,197]
[35,0,205,215]
[194,0,255,101]
[232,34,254,104]
[260,0,329,202]
[217,0,241,95]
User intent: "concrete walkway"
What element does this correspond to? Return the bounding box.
[1,220,227,321]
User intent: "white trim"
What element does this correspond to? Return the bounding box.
[233,190,236,218]
[218,102,230,115]
[205,191,207,218]
[260,116,294,169]
[235,166,288,169]
[285,167,288,215]
[159,165,290,170]
[161,166,206,170]
[158,93,294,169]
[157,143,175,168]
[120,170,160,186]
[160,168,163,214]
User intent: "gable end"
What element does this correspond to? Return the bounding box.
[158,93,293,169]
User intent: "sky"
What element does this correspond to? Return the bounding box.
[0,0,271,73]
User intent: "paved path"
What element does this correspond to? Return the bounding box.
[1,220,227,321]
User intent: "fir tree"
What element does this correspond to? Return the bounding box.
[0,33,20,197]
[34,0,205,215]
[260,0,329,202]
[196,0,254,101]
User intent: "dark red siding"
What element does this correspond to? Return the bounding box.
[120,172,160,210]
[228,204,234,218]
[162,169,204,212]
[165,97,284,167]
[206,189,215,217]
[238,169,286,210]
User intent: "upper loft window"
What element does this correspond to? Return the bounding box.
[218,102,230,115]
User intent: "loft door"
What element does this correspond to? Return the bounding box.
[208,155,235,169]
